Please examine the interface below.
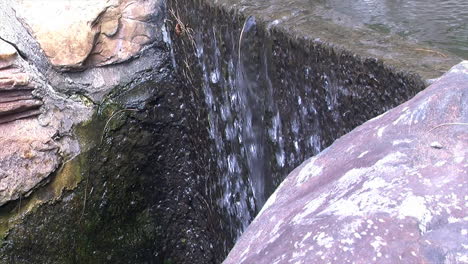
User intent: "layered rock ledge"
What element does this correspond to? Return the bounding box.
[223,61,468,264]
[0,40,42,125]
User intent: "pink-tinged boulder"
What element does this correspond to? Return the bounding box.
[0,40,58,205]
[0,40,17,69]
[224,61,468,264]
[0,118,59,205]
[0,40,42,124]
[13,0,162,71]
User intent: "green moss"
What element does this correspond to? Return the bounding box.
[0,90,165,262]
[0,98,129,246]
[0,153,85,243]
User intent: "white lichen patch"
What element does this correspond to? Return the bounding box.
[392,139,413,146]
[393,108,411,125]
[454,156,464,164]
[332,199,363,216]
[340,238,354,245]
[292,193,328,224]
[267,232,282,245]
[370,236,387,256]
[368,111,387,122]
[239,244,251,262]
[434,160,447,167]
[453,145,466,164]
[294,232,313,249]
[271,220,283,235]
[456,254,468,263]
[377,126,386,137]
[373,152,407,170]
[296,157,322,186]
[408,99,430,124]
[450,60,468,74]
[398,195,433,233]
[319,152,406,218]
[341,219,364,237]
[358,151,369,158]
[314,232,334,249]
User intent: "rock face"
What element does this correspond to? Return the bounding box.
[0,39,42,124]
[14,0,162,70]
[223,61,468,264]
[0,0,465,263]
[0,39,57,205]
[0,0,225,263]
[0,0,166,207]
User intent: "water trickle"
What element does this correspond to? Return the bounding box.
[167,1,428,254]
[162,23,177,70]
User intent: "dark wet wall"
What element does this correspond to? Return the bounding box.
[0,1,431,263]
[166,0,426,257]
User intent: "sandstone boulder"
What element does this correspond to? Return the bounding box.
[0,0,164,207]
[0,39,43,125]
[224,61,468,264]
[0,39,57,205]
[13,0,161,71]
[0,40,17,69]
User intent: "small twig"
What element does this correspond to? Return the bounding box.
[17,195,22,215]
[80,172,89,221]
[169,7,196,49]
[414,48,447,58]
[101,109,139,143]
[428,122,468,132]
[238,16,252,66]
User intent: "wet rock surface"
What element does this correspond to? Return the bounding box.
[207,0,462,79]
[168,0,432,257]
[223,61,468,264]
[0,0,220,263]
[0,0,465,263]
[0,39,56,205]
[0,0,224,262]
[0,0,166,209]
[0,76,223,263]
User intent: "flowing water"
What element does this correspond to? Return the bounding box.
[318,0,468,59]
[215,0,467,59]
[166,0,456,253]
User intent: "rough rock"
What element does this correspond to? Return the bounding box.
[0,0,166,207]
[0,39,42,125]
[223,61,468,264]
[0,40,17,69]
[0,62,42,124]
[0,38,80,205]
[13,0,161,71]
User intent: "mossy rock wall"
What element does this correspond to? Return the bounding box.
[0,76,224,264]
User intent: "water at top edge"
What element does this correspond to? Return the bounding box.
[319,0,468,59]
[230,0,468,59]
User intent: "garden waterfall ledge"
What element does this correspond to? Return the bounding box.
[223,61,468,264]
[0,0,466,263]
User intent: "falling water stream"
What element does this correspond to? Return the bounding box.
[165,0,463,255]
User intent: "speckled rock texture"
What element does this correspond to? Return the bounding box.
[223,61,468,264]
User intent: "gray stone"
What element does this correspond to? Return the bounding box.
[0,0,165,206]
[223,61,468,264]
